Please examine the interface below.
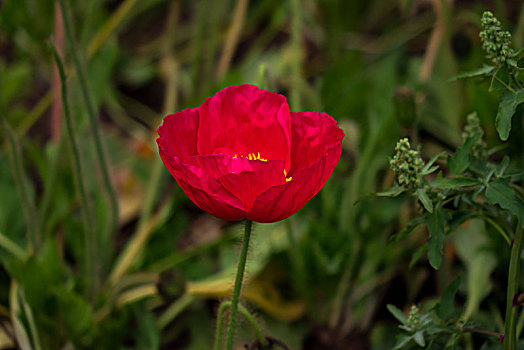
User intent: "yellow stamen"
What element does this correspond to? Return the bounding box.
[231,152,291,181]
[232,152,267,162]
[284,169,292,182]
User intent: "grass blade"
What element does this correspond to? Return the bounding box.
[0,118,40,252]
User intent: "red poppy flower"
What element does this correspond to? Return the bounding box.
[156,84,344,223]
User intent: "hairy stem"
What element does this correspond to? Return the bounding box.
[225,220,253,350]
[215,300,267,350]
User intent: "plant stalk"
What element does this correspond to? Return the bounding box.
[504,222,523,350]
[51,45,97,300]
[225,219,253,350]
[216,300,268,350]
[58,0,119,242]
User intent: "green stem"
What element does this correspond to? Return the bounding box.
[215,300,268,350]
[58,0,118,241]
[0,119,40,252]
[0,231,26,261]
[51,44,96,299]
[215,300,230,350]
[225,219,253,350]
[504,222,523,350]
[289,0,302,111]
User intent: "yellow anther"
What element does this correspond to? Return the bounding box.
[231,152,268,162]
[283,169,292,182]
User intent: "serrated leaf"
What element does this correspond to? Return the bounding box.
[437,277,461,319]
[415,188,433,213]
[495,91,524,141]
[448,65,494,81]
[426,208,446,269]
[387,304,408,325]
[485,180,524,226]
[431,172,479,190]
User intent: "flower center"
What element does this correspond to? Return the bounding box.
[232,152,267,161]
[232,152,292,182]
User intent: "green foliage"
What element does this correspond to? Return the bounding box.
[0,1,523,349]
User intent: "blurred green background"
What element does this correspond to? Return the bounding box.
[0,0,523,349]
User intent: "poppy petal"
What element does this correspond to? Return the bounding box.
[288,111,345,174]
[192,154,287,212]
[157,108,200,161]
[157,152,247,221]
[197,84,292,170]
[247,141,342,223]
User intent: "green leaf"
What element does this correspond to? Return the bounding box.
[20,257,49,310]
[390,216,425,243]
[415,188,433,213]
[495,91,524,141]
[421,151,446,175]
[394,334,413,349]
[448,65,494,81]
[485,180,524,225]
[495,156,510,177]
[413,331,426,347]
[431,172,479,190]
[54,287,94,339]
[453,219,496,321]
[490,63,511,91]
[387,304,408,325]
[134,303,160,350]
[437,277,461,319]
[409,244,427,269]
[426,208,446,269]
[376,186,406,197]
[448,135,480,175]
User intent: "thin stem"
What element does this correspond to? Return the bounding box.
[504,222,523,350]
[289,0,302,110]
[157,293,194,330]
[215,301,230,350]
[484,215,511,245]
[462,328,503,342]
[215,300,268,350]
[0,118,40,252]
[87,0,139,57]
[58,0,118,241]
[225,220,253,350]
[0,231,26,261]
[51,44,96,299]
[216,0,249,80]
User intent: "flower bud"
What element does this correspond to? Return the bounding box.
[390,138,424,191]
[479,11,515,64]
